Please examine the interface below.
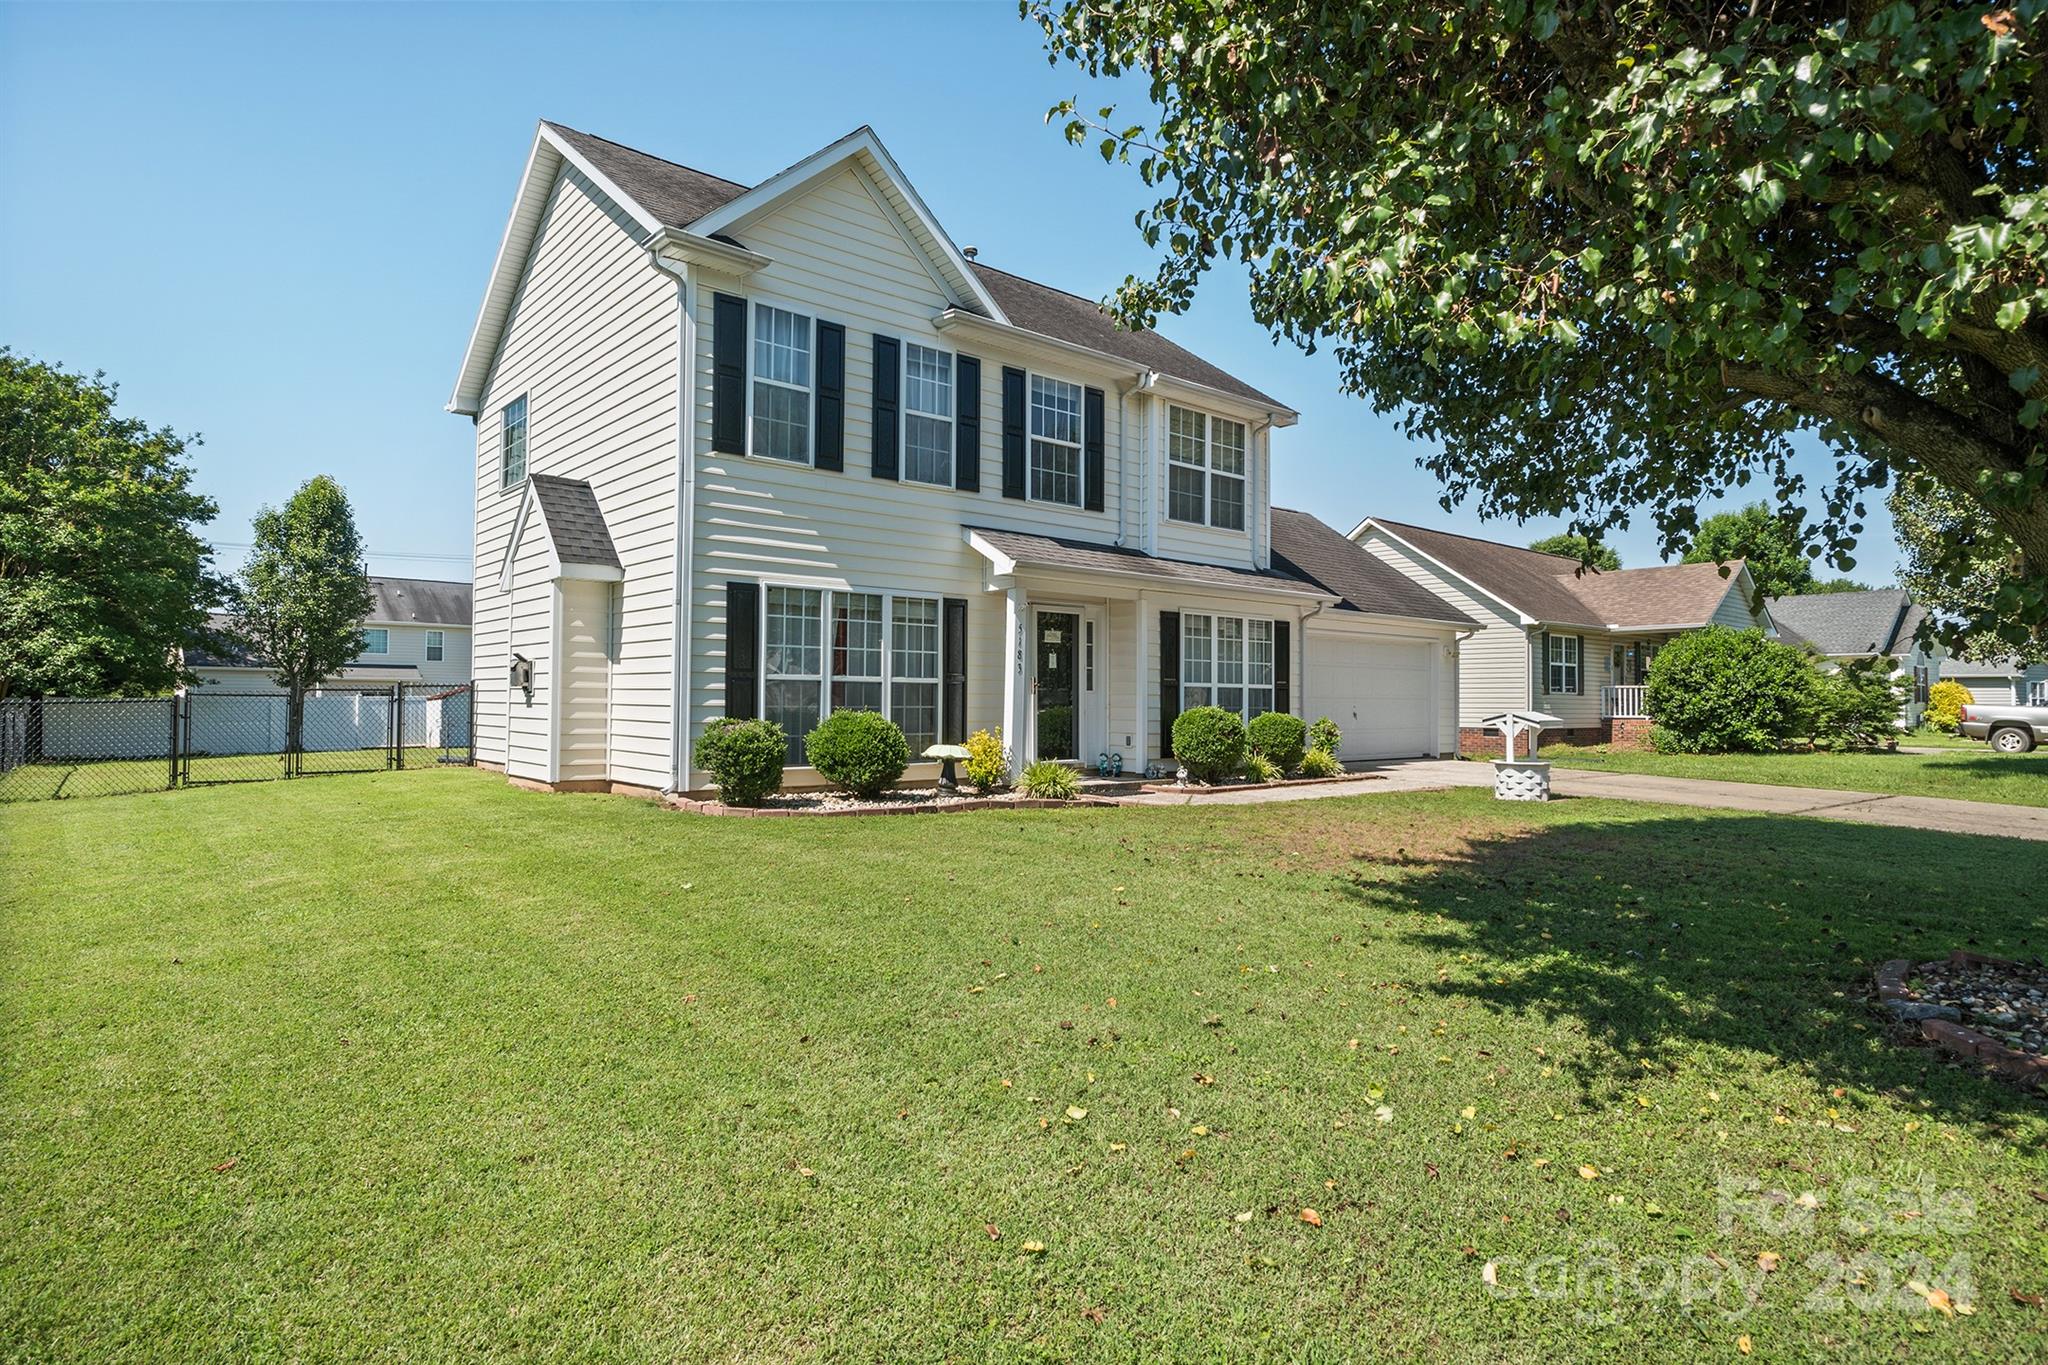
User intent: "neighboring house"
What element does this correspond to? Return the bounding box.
[1767,588,1940,727]
[1938,654,2048,708]
[449,121,1477,793]
[1348,518,1774,752]
[186,577,474,691]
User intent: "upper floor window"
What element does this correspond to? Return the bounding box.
[361,628,390,656]
[425,630,446,663]
[1165,404,1247,531]
[752,303,812,463]
[903,342,953,486]
[500,395,527,489]
[1030,375,1082,506]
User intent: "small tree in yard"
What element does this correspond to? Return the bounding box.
[1925,679,1974,734]
[232,476,373,753]
[1810,658,1906,751]
[1645,627,1814,754]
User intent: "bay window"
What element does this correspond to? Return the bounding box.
[1182,614,1276,722]
[1029,375,1082,505]
[1165,404,1247,531]
[903,343,954,486]
[752,303,813,463]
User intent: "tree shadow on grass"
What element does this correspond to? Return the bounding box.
[1337,808,2048,1130]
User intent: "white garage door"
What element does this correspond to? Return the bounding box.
[1306,634,1439,760]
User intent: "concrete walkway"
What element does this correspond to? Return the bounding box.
[1123,758,2048,842]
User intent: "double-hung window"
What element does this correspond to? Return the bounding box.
[764,586,824,761]
[752,303,813,463]
[425,630,446,663]
[890,597,941,752]
[1164,405,1247,530]
[831,593,884,714]
[361,628,390,656]
[1546,633,1581,694]
[500,395,527,489]
[1182,614,1275,722]
[1029,375,1083,506]
[903,343,954,486]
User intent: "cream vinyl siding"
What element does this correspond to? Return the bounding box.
[1358,530,1529,726]
[682,167,1160,782]
[1530,627,1611,728]
[469,163,679,787]
[355,623,472,687]
[1152,405,1263,570]
[1710,577,1769,629]
[555,580,613,783]
[1302,614,1458,756]
[503,528,556,779]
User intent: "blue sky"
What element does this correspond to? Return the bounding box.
[0,0,1898,583]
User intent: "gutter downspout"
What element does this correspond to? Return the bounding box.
[1296,599,1325,715]
[652,251,697,794]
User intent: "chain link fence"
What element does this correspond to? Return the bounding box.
[1,682,472,803]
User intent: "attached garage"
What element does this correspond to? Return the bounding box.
[1305,632,1442,760]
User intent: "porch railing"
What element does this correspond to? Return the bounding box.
[1601,684,1648,720]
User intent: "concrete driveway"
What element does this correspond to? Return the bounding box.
[1125,758,2048,842]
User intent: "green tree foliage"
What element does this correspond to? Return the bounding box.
[1528,533,1621,571]
[232,476,373,701]
[1809,656,1906,750]
[0,351,221,698]
[1682,502,1817,598]
[1808,576,1877,594]
[1889,475,2035,659]
[1926,677,1974,732]
[1027,2,2048,646]
[1645,626,1815,753]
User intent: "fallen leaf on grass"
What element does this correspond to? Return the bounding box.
[1736,1335,1751,1356]
[1577,1165,1600,1181]
[985,1223,1001,1241]
[1233,1210,1253,1223]
[1905,1279,1963,1317]
[1374,1105,1394,1124]
[2009,1288,2045,1308]
[1081,1305,1105,1323]
[1065,1106,1088,1121]
[1299,1208,1323,1227]
[1757,1251,1780,1273]
[1108,1142,1127,1153]
[212,1158,238,1174]
[1021,1240,1047,1255]
[1481,1261,1498,1287]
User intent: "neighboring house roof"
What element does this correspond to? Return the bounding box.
[1267,508,1476,626]
[1362,517,1753,631]
[527,474,623,570]
[1765,588,1919,658]
[184,613,259,669]
[371,577,472,627]
[1942,654,2033,678]
[449,121,1281,415]
[963,526,1329,601]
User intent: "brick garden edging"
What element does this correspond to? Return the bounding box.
[1136,773,1383,796]
[662,793,1120,817]
[1876,952,2048,1090]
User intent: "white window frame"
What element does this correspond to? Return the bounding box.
[499,394,527,490]
[425,629,446,663]
[901,340,954,488]
[1027,372,1084,508]
[1165,404,1248,531]
[360,628,390,656]
[746,297,815,466]
[760,584,947,760]
[1547,633,1581,695]
[1181,613,1276,722]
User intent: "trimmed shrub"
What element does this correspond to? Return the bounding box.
[1247,711,1308,772]
[1644,626,1815,753]
[1927,679,1973,734]
[1307,716,1342,755]
[1241,752,1283,783]
[1297,746,1343,779]
[693,717,786,806]
[1020,759,1079,800]
[1172,705,1247,783]
[804,709,909,798]
[962,727,1011,791]
[1811,658,1905,750]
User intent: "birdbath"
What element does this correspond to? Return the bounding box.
[1476,710,1562,801]
[922,743,971,792]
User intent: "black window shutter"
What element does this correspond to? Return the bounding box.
[1160,610,1182,756]
[1538,630,1551,695]
[1000,366,1027,500]
[725,581,759,719]
[954,355,981,492]
[815,321,845,471]
[942,597,968,743]
[1273,620,1291,714]
[1575,635,1586,694]
[1083,386,1106,513]
[712,293,747,455]
[871,334,900,480]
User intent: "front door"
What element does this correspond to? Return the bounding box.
[1034,610,1080,760]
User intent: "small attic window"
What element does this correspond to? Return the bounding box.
[501,395,528,489]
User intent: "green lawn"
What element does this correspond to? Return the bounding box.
[1901,727,1984,751]
[0,747,468,802]
[4,771,2046,1360]
[1540,743,2048,807]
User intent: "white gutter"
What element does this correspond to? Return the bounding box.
[650,251,698,794]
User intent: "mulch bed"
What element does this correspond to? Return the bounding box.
[1876,951,2048,1090]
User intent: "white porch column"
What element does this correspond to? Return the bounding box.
[1133,590,1150,773]
[1002,586,1028,759]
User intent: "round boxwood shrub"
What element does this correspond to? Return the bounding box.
[804,709,909,798]
[1644,626,1816,754]
[693,717,786,806]
[1307,716,1342,755]
[1246,711,1307,773]
[1926,679,1973,734]
[1171,705,1247,783]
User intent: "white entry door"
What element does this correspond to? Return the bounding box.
[1305,634,1439,759]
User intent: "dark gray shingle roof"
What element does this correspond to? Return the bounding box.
[544,122,750,232]
[1269,509,1475,625]
[529,475,621,570]
[966,525,1325,598]
[1765,588,1912,657]
[370,577,471,627]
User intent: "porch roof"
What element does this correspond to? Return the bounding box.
[963,526,1332,602]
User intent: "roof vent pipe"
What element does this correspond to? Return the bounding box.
[962,245,979,260]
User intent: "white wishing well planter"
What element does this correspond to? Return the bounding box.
[1477,711,1563,802]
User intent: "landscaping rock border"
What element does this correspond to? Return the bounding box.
[664,792,1118,817]
[1136,773,1381,796]
[1876,952,2048,1090]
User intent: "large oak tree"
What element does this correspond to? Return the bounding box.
[1027,1,2048,649]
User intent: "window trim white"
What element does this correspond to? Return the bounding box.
[425,629,446,663]
[360,628,390,657]
[762,584,826,757]
[1025,370,1085,509]
[1164,403,1247,532]
[900,339,955,488]
[499,394,528,492]
[744,295,817,466]
[760,583,947,759]
[1180,612,1276,722]
[1546,632,1582,695]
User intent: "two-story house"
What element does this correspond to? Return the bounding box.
[187,577,473,691]
[449,122,1474,794]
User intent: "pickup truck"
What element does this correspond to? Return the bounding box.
[1958,702,2048,753]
